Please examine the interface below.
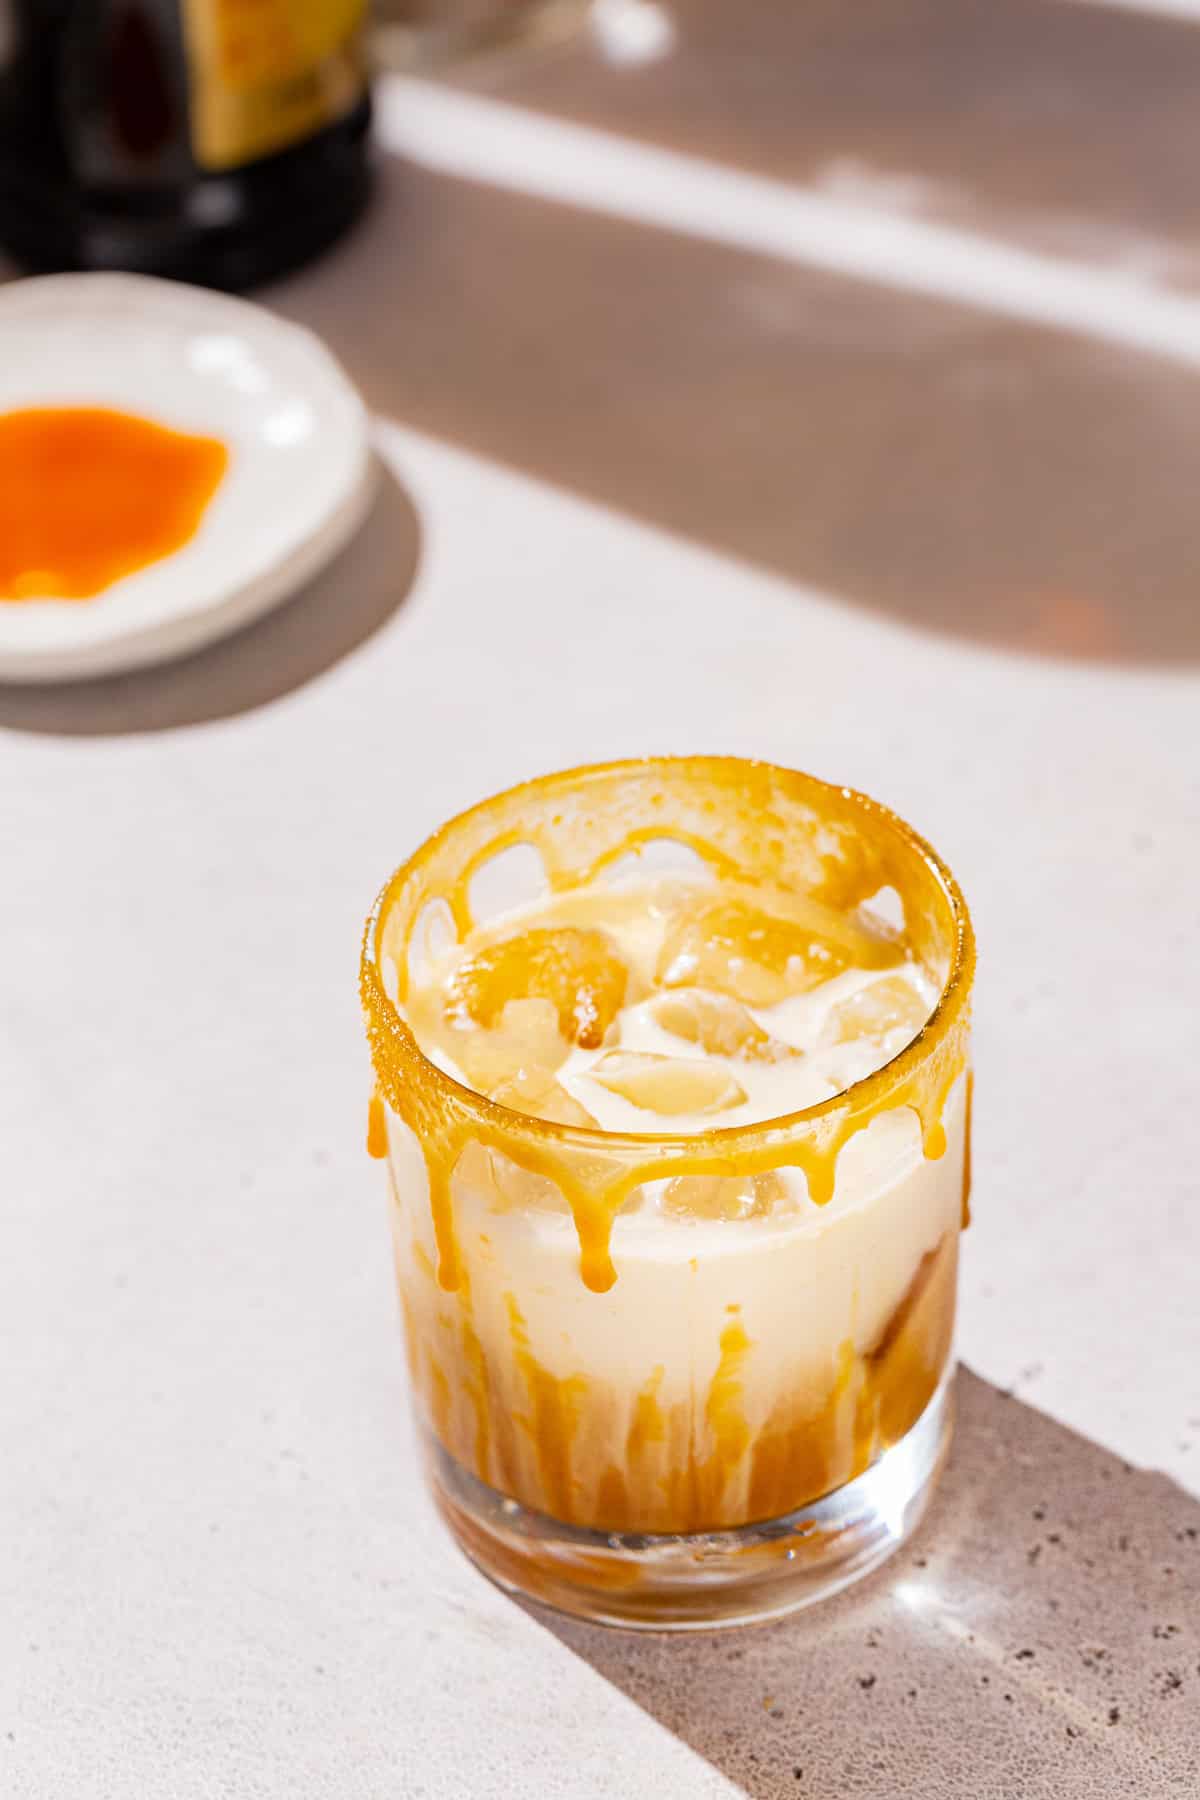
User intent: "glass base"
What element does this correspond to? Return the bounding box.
[427,1369,954,1631]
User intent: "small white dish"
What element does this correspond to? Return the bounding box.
[0,273,372,683]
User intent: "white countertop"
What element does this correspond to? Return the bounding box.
[4,16,1200,1795]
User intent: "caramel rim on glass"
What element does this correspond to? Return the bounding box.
[360,755,975,1161]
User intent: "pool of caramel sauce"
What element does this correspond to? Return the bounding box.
[0,406,228,601]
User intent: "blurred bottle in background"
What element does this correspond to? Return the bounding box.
[0,0,371,289]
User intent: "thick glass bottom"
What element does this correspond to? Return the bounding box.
[426,1368,954,1631]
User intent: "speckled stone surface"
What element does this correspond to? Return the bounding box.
[541,1369,1200,1797]
[4,1,1200,1793]
[3,427,1198,1796]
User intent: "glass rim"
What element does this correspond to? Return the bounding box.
[361,755,976,1158]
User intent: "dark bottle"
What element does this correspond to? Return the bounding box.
[0,0,371,289]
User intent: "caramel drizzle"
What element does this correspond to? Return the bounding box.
[366,1035,970,1296]
[960,1067,975,1230]
[366,1090,388,1160]
[361,759,975,1294]
[398,1229,959,1533]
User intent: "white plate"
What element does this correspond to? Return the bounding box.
[0,273,372,683]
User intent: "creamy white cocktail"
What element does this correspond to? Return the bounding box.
[362,760,974,1625]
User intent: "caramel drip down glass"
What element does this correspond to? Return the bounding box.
[361,758,975,1628]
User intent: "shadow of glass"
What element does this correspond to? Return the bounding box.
[0,451,421,738]
[527,1369,1200,1798]
[273,156,1200,667]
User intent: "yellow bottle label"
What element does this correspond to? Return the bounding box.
[181,0,366,171]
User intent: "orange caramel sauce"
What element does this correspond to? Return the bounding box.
[960,1067,975,1229]
[0,407,228,601]
[366,1091,388,1160]
[401,1229,957,1534]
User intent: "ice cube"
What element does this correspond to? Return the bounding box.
[454,1066,598,1212]
[650,988,799,1063]
[656,897,850,1005]
[820,974,928,1048]
[455,1139,569,1213]
[656,884,904,1006]
[588,1050,748,1116]
[447,926,628,1049]
[661,1170,788,1221]
[490,1063,599,1128]
[442,996,568,1093]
